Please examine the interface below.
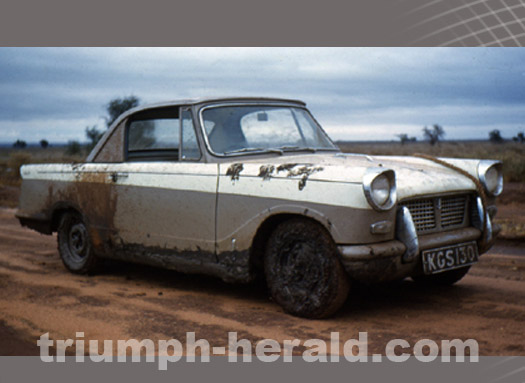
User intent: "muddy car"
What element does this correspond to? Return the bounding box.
[16,97,503,318]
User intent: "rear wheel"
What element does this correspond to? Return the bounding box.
[412,266,470,286]
[264,218,349,318]
[57,211,100,274]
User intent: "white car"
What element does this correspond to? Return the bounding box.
[16,97,503,318]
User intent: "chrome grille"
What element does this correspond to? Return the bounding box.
[441,195,468,228]
[403,199,436,231]
[402,194,470,234]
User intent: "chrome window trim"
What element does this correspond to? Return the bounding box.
[179,106,202,162]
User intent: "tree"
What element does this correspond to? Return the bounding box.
[514,131,525,143]
[40,139,49,149]
[13,139,27,149]
[488,129,504,143]
[396,133,417,145]
[396,133,409,145]
[85,125,104,151]
[106,96,140,127]
[422,124,445,145]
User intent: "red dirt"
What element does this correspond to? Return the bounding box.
[0,185,19,208]
[0,208,524,356]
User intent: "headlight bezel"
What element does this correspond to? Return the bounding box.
[477,160,503,197]
[363,168,397,211]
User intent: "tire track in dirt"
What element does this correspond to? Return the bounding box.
[0,208,524,356]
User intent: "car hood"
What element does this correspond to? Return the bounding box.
[227,153,480,199]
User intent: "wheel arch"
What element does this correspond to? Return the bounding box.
[248,208,337,275]
[50,202,84,233]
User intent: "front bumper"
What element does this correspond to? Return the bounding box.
[337,206,500,283]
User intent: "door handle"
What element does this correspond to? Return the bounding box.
[110,172,129,183]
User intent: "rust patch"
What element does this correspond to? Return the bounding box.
[258,165,275,180]
[226,163,244,181]
[48,170,118,255]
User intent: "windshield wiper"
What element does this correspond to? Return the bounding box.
[278,146,318,153]
[223,147,283,155]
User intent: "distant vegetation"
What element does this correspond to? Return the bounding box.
[106,96,140,128]
[8,95,141,159]
[0,146,84,187]
[422,124,446,145]
[395,134,417,145]
[1,96,142,187]
[85,125,104,152]
[395,126,525,146]
[396,124,444,145]
[83,95,141,152]
[489,129,504,143]
[65,141,82,156]
[337,140,525,182]
[513,132,524,143]
[12,140,27,149]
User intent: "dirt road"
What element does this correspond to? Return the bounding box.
[0,207,524,356]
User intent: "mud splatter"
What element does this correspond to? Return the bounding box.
[275,163,324,190]
[276,163,299,173]
[258,165,275,180]
[226,163,244,181]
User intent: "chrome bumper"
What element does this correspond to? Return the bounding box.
[338,227,483,261]
[337,202,499,283]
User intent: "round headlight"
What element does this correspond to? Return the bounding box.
[478,161,503,196]
[363,168,397,211]
[371,175,390,206]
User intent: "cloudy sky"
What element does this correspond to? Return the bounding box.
[0,47,524,143]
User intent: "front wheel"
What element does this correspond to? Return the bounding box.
[57,211,100,274]
[412,266,471,286]
[264,218,350,318]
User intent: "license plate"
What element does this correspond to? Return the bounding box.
[421,241,479,275]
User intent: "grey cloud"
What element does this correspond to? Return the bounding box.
[0,47,524,142]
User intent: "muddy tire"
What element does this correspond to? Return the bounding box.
[57,212,100,274]
[412,266,470,286]
[264,218,350,318]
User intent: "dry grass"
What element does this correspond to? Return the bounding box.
[337,141,525,182]
[0,147,85,207]
[0,147,84,186]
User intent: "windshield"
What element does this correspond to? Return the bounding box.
[200,105,338,155]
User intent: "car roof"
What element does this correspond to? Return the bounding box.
[86,97,307,162]
[110,96,306,129]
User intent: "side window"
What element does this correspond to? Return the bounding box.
[127,116,179,160]
[181,109,201,160]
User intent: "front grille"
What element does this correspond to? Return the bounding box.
[402,194,470,234]
[404,199,436,231]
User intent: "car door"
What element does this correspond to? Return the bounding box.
[108,106,217,259]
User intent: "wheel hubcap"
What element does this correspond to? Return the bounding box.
[280,241,323,292]
[68,223,88,261]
